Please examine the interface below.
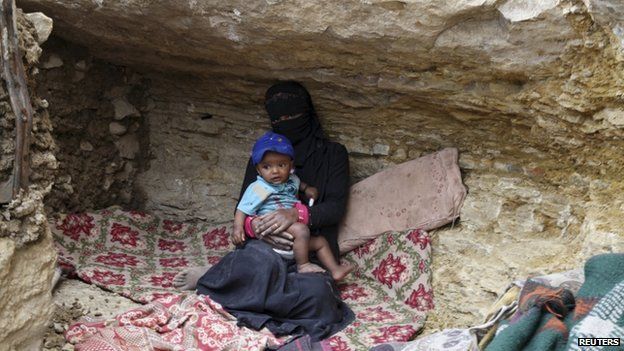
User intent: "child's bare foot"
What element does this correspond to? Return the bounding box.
[331,263,355,281]
[173,265,210,290]
[298,262,326,274]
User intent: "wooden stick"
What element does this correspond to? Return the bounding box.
[0,0,34,200]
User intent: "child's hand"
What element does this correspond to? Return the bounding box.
[305,186,319,202]
[231,227,246,246]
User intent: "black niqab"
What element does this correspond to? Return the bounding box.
[264,82,331,201]
[265,82,325,164]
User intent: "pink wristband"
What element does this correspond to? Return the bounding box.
[295,202,309,225]
[244,216,257,238]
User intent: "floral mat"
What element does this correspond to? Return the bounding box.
[51,207,433,350]
[65,293,286,351]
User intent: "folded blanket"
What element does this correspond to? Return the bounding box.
[486,253,624,351]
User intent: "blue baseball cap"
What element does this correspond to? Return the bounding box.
[251,131,295,165]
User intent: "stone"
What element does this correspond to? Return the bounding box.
[112,97,140,120]
[24,12,53,45]
[372,143,390,156]
[114,134,140,159]
[0,234,55,351]
[392,148,407,161]
[498,0,559,22]
[79,141,93,152]
[74,60,87,71]
[109,121,127,135]
[41,54,63,69]
[596,107,624,127]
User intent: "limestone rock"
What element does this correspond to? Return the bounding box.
[109,121,127,135]
[112,97,140,120]
[42,54,63,69]
[24,12,53,45]
[0,13,57,350]
[79,141,93,152]
[74,60,87,71]
[372,143,390,156]
[596,107,624,126]
[114,134,140,159]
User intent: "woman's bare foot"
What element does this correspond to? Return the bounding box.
[173,266,210,290]
[298,262,326,274]
[331,263,355,282]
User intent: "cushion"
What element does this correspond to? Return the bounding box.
[337,147,466,254]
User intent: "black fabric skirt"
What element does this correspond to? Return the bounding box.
[196,240,354,341]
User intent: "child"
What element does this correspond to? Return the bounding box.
[233,131,353,281]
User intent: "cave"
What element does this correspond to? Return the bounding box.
[1,0,623,349]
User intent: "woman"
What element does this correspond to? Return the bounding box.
[239,81,350,259]
[175,81,352,341]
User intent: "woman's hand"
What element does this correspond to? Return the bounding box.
[251,208,299,249]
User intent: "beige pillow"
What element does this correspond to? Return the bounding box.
[338,148,467,254]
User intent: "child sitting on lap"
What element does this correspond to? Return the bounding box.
[233,131,353,281]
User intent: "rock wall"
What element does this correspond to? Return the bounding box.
[36,37,150,214]
[16,0,624,331]
[0,10,56,350]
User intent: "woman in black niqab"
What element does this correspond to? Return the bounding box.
[240,81,350,258]
[196,81,353,342]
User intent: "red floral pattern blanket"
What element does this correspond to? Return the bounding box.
[52,207,433,350]
[65,293,285,351]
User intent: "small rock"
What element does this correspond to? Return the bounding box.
[599,108,624,127]
[372,143,390,156]
[79,141,94,152]
[94,312,102,317]
[112,97,140,120]
[103,177,113,191]
[128,122,141,133]
[44,339,55,348]
[88,295,94,300]
[75,60,87,71]
[54,323,64,334]
[109,121,127,135]
[115,134,140,159]
[408,149,421,159]
[105,162,120,174]
[24,12,53,45]
[392,148,407,161]
[42,54,63,69]
[528,91,541,99]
